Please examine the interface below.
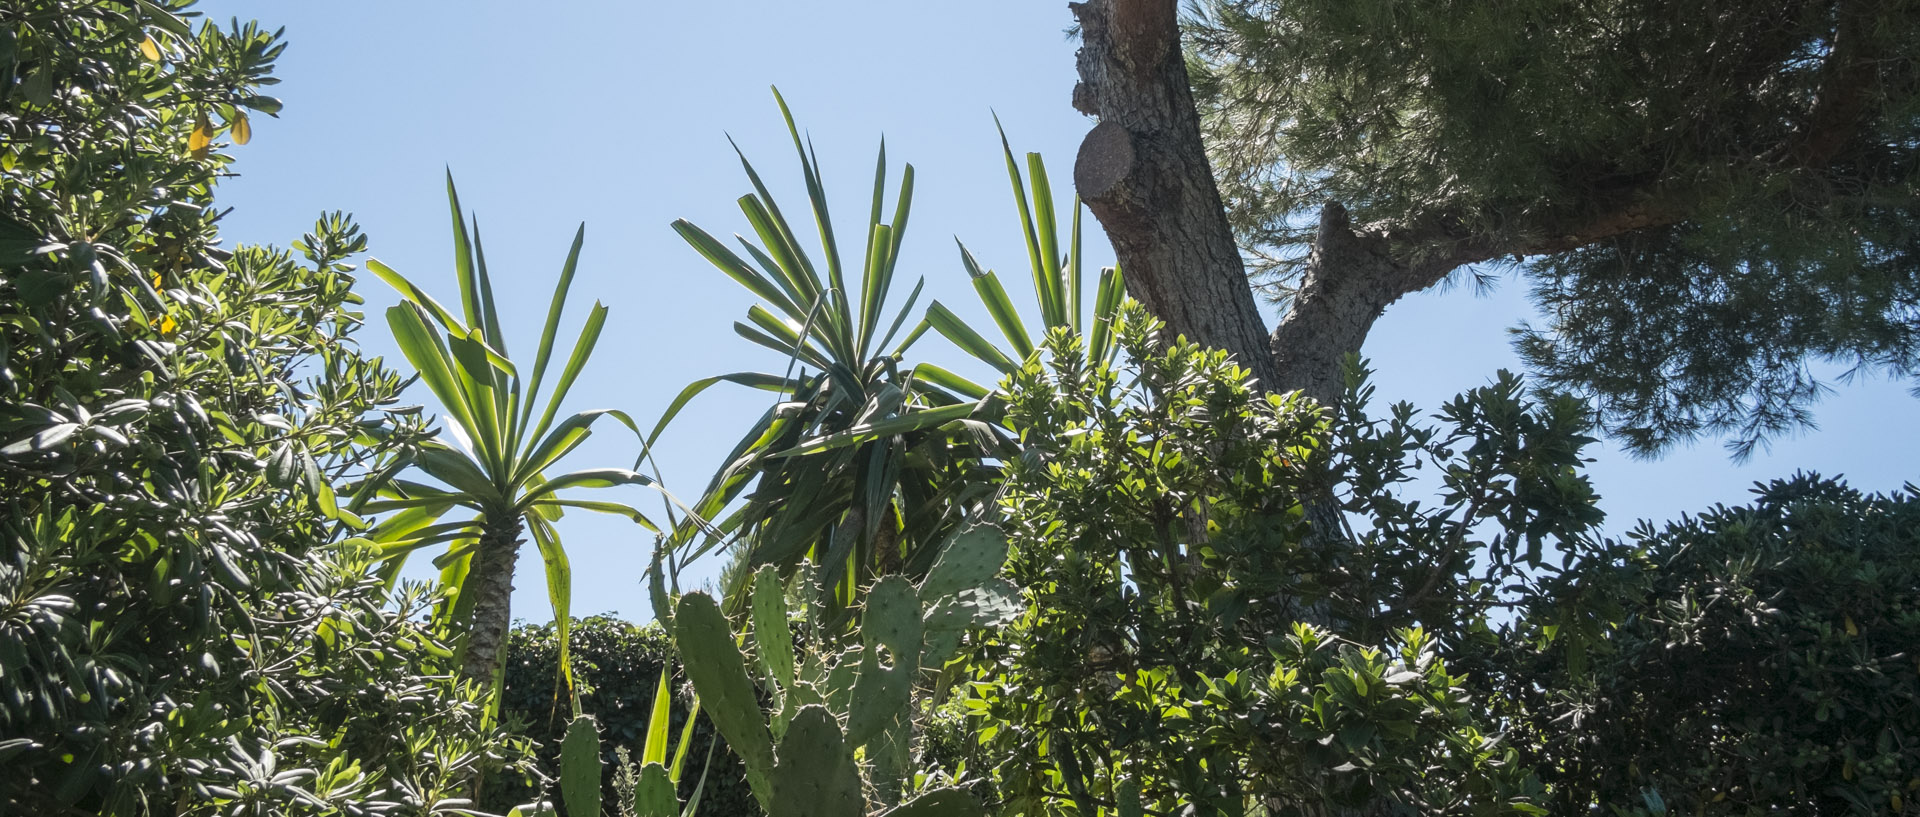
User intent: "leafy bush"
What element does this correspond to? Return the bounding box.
[0,2,532,812]
[954,306,1602,815]
[1504,474,1920,815]
[491,615,761,817]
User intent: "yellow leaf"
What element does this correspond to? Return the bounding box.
[158,314,177,335]
[188,116,211,158]
[1845,615,1859,636]
[149,272,162,288]
[140,36,162,61]
[1891,793,1902,812]
[231,113,251,146]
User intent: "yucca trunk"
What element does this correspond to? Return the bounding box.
[459,516,524,687]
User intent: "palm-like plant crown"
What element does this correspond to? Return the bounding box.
[362,176,664,697]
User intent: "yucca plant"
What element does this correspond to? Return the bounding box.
[923,118,1127,399]
[648,91,1001,626]
[360,175,664,697]
[647,100,1128,630]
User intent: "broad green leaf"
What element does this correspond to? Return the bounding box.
[643,669,672,766]
[526,515,579,710]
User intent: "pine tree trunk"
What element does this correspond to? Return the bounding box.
[1069,0,1281,390]
[459,516,524,688]
[1070,6,1408,814]
[1067,0,1448,402]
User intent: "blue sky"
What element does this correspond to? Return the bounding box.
[197,1,1916,624]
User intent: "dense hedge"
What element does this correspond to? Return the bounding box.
[1512,474,1920,815]
[485,615,762,817]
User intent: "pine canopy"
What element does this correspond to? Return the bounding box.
[1188,0,1920,454]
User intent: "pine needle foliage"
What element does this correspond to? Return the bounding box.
[1187,0,1920,455]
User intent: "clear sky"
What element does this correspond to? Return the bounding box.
[195,1,1917,625]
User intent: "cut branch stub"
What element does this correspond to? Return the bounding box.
[1069,0,1282,389]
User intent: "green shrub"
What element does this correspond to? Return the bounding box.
[956,308,1587,815]
[0,3,534,811]
[1507,474,1920,815]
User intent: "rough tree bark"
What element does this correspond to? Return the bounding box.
[458,518,524,687]
[1068,0,1280,389]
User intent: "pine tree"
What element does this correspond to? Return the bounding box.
[1069,0,1918,456]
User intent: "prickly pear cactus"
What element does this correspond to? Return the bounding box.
[558,714,603,817]
[770,705,865,817]
[845,577,921,746]
[919,525,1010,601]
[673,592,776,810]
[670,524,1019,817]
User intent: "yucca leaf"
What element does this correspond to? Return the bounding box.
[526,302,608,451]
[735,233,818,317]
[643,669,672,767]
[774,88,852,341]
[361,494,470,514]
[673,219,806,319]
[527,514,578,711]
[516,408,640,487]
[433,536,478,634]
[773,401,978,457]
[367,500,458,543]
[857,223,894,358]
[995,115,1046,315]
[1068,198,1084,331]
[925,301,1018,374]
[517,224,586,445]
[412,440,500,501]
[734,321,833,372]
[866,137,887,264]
[1027,152,1067,326]
[886,164,914,278]
[429,538,482,569]
[374,523,478,559]
[445,172,484,332]
[872,277,925,357]
[535,498,660,531]
[446,329,507,474]
[470,218,509,361]
[368,259,464,334]
[729,136,822,299]
[385,304,480,443]
[910,362,991,401]
[956,242,1033,360]
[639,372,801,461]
[1090,264,1125,364]
[517,468,654,509]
